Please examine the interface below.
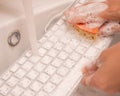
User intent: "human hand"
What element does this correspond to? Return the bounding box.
[99,0,120,21]
[81,42,120,94]
[64,2,107,24]
[99,21,120,36]
[64,2,120,36]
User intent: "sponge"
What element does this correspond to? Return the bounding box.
[73,23,100,40]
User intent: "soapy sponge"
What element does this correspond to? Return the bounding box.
[65,2,120,39]
[73,23,100,39]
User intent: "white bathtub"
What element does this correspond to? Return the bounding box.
[0,0,73,73]
[0,0,120,74]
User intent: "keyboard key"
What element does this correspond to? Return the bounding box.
[69,52,81,61]
[7,76,19,87]
[54,30,64,37]
[64,45,73,53]
[0,84,10,95]
[79,57,91,64]
[22,61,33,71]
[18,57,27,65]
[48,48,58,57]
[25,50,32,57]
[19,77,31,88]
[75,45,87,54]
[44,82,56,93]
[30,81,43,92]
[51,25,58,31]
[56,19,64,25]
[85,47,99,58]
[65,32,74,39]
[29,55,40,63]
[27,70,39,80]
[81,39,92,48]
[77,57,91,70]
[43,41,53,50]
[58,51,68,60]
[69,39,79,49]
[45,66,56,75]
[10,63,20,72]
[45,31,53,38]
[15,69,26,78]
[21,89,35,96]
[39,37,47,44]
[93,38,106,49]
[2,70,12,80]
[34,63,46,72]
[60,36,70,44]
[54,42,64,50]
[61,24,67,31]
[38,73,49,83]
[50,74,62,84]
[51,58,63,67]
[39,48,47,56]
[11,86,24,96]
[37,91,48,96]
[49,35,58,43]
[64,59,76,68]
[57,66,69,76]
[41,55,53,65]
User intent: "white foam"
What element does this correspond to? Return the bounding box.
[78,2,108,16]
[100,21,120,36]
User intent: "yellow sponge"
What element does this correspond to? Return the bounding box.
[73,23,100,40]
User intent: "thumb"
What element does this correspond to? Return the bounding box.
[81,73,95,86]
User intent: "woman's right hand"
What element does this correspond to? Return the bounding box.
[99,0,120,21]
[64,0,120,36]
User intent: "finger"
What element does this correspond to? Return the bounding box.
[100,12,120,21]
[99,6,120,21]
[82,61,98,74]
[82,67,88,74]
[88,60,99,70]
[106,0,120,7]
[81,61,95,74]
[99,21,120,36]
[81,73,95,86]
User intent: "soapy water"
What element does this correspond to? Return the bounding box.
[22,0,38,55]
[70,83,120,96]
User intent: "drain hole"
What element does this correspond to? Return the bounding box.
[8,31,21,47]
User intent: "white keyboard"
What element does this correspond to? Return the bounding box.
[0,2,113,96]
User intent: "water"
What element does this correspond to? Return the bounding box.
[70,83,120,96]
[22,0,38,55]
